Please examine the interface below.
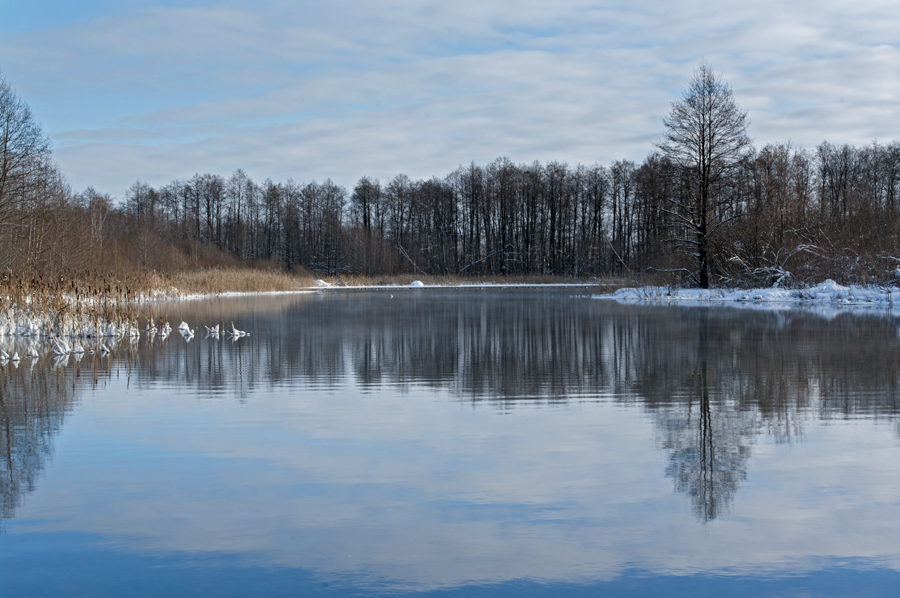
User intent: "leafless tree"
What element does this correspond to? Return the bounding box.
[658,62,751,287]
[0,71,52,238]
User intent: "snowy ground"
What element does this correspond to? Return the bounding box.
[596,280,900,319]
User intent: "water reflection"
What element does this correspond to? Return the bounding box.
[656,314,755,521]
[155,292,899,523]
[3,290,900,528]
[2,289,900,594]
[0,363,78,522]
[123,291,900,413]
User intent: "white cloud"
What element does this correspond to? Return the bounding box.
[1,0,899,196]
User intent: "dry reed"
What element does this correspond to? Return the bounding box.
[161,267,316,294]
[0,269,147,339]
[0,264,634,351]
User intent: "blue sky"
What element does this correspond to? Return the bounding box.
[1,0,899,197]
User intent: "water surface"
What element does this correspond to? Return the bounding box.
[2,288,900,596]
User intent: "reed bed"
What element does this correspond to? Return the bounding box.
[0,266,627,362]
[161,267,316,294]
[0,270,149,340]
[0,266,317,354]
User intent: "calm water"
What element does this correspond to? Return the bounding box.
[2,288,900,597]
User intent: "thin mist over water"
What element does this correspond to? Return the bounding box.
[2,288,900,595]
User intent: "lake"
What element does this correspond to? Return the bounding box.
[2,287,900,597]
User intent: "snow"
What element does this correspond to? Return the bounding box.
[409,280,425,287]
[0,286,261,365]
[596,280,900,318]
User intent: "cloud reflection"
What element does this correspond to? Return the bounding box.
[4,291,900,591]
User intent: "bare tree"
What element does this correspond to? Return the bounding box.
[658,62,751,287]
[350,176,381,233]
[0,71,52,234]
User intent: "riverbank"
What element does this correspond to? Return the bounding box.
[0,267,314,348]
[8,268,899,353]
[597,279,900,318]
[0,269,609,343]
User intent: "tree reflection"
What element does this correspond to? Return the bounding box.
[0,346,128,524]
[655,314,754,521]
[3,292,900,524]
[117,293,900,521]
[0,364,77,522]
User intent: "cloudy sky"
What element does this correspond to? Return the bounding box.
[1,0,898,197]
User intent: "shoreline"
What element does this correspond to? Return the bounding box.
[4,278,899,354]
[596,279,900,319]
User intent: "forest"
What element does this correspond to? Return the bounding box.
[3,67,900,288]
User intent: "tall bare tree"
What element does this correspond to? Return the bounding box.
[0,72,52,235]
[658,62,751,287]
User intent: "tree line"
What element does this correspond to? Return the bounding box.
[3,67,900,286]
[110,139,900,286]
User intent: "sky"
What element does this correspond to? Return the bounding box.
[1,0,899,198]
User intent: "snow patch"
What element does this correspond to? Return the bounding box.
[409,280,425,287]
[596,281,900,318]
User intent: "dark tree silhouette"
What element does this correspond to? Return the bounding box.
[658,62,751,288]
[0,70,52,230]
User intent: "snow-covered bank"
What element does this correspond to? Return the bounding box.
[596,280,900,319]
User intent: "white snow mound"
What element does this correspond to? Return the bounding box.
[596,280,900,318]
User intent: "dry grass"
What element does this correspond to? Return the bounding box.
[161,268,655,293]
[159,267,316,295]
[0,269,146,337]
[0,265,644,340]
[156,268,646,296]
[0,265,317,338]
